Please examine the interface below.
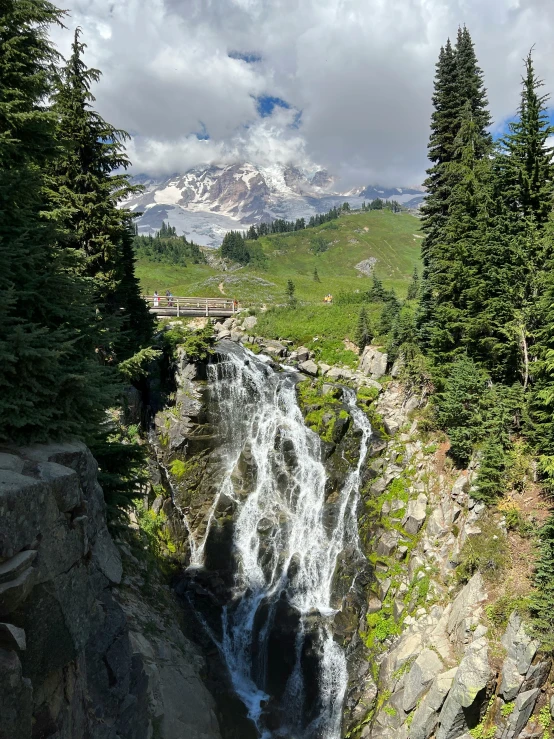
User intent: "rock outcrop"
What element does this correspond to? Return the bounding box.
[0,442,221,739]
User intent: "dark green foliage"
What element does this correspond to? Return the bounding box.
[134,222,205,266]
[529,514,554,650]
[456,517,509,583]
[221,230,250,264]
[406,267,420,300]
[286,279,297,307]
[377,289,401,336]
[355,307,372,350]
[89,426,148,525]
[0,0,113,443]
[419,29,492,348]
[162,324,214,362]
[367,274,386,302]
[436,355,487,465]
[313,267,320,282]
[310,235,328,254]
[388,304,419,363]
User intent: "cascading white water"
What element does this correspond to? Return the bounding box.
[199,344,372,739]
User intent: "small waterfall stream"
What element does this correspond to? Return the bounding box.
[191,343,372,739]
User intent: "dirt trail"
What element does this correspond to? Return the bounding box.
[218,281,226,295]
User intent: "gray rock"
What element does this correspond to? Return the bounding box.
[550,694,554,719]
[403,493,428,535]
[0,622,26,650]
[152,495,164,514]
[378,577,392,601]
[500,657,524,701]
[447,573,487,648]
[0,453,24,473]
[427,508,450,538]
[436,637,491,739]
[0,550,37,584]
[295,346,310,362]
[501,612,538,676]
[389,632,423,672]
[0,649,32,739]
[241,315,258,331]
[325,366,347,380]
[359,345,388,379]
[262,340,287,357]
[377,531,399,557]
[299,359,318,376]
[217,329,231,339]
[451,474,469,502]
[503,689,540,739]
[409,668,457,739]
[367,596,383,614]
[403,648,444,712]
[391,356,404,378]
[0,563,36,616]
[521,659,551,692]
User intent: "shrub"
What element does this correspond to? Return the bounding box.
[456,518,509,583]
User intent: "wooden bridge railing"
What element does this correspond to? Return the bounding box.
[142,296,238,317]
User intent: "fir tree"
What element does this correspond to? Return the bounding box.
[0,0,112,442]
[286,279,296,306]
[406,267,420,300]
[419,29,492,347]
[51,30,142,306]
[313,267,320,282]
[367,274,386,302]
[530,514,554,650]
[355,307,371,351]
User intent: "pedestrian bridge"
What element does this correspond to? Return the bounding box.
[143,296,238,318]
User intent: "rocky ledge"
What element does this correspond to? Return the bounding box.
[0,442,221,739]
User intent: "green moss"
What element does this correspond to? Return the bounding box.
[501,702,515,718]
[383,705,397,717]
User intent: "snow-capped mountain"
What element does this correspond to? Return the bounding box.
[125,163,423,247]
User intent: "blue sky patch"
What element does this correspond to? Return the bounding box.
[228,50,262,63]
[256,95,291,118]
[195,122,210,140]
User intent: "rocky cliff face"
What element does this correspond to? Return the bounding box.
[0,442,221,739]
[344,382,554,739]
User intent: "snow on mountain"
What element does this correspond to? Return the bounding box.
[125,163,424,247]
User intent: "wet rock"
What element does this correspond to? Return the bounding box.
[295,346,310,362]
[367,596,383,614]
[0,622,26,651]
[403,648,444,711]
[322,384,343,398]
[402,493,428,535]
[332,414,350,443]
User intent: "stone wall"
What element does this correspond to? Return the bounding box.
[0,442,221,739]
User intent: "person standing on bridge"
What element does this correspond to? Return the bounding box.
[154,291,159,308]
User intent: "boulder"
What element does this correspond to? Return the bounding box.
[359,345,388,379]
[501,612,538,676]
[402,493,428,535]
[436,637,491,739]
[403,648,444,712]
[299,360,318,377]
[367,596,383,614]
[326,366,347,380]
[296,346,310,362]
[241,315,258,331]
[378,577,392,601]
[502,689,540,739]
[521,659,552,692]
[409,668,458,739]
[377,531,399,557]
[447,573,487,648]
[500,658,525,701]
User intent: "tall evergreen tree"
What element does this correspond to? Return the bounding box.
[419,29,492,347]
[0,0,111,442]
[430,102,491,364]
[355,307,371,351]
[406,267,420,300]
[50,29,151,358]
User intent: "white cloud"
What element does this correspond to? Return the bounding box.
[51,0,554,186]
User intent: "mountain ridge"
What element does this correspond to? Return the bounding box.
[125,162,424,247]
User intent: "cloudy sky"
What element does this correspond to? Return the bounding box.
[51,0,554,188]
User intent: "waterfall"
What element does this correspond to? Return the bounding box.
[197,343,372,739]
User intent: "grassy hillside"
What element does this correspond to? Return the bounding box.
[136,209,422,306]
[136,209,422,364]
